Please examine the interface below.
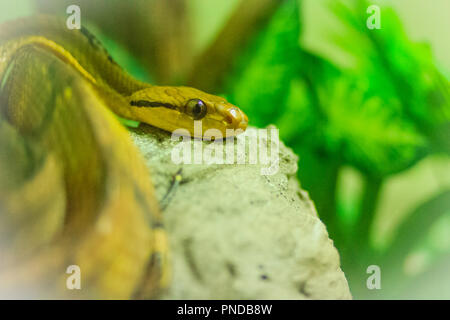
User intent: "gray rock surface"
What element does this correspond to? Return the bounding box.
[130,124,352,299]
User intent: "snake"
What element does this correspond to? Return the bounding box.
[0,15,248,299]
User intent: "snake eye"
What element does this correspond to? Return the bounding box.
[185,99,207,120]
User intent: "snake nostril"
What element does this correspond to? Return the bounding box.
[225,108,241,125]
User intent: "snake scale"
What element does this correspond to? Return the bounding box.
[0,15,248,299]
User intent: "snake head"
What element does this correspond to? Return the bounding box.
[127,86,248,139]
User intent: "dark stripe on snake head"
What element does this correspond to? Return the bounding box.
[130,100,176,110]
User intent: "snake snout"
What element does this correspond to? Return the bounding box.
[223,107,248,131]
[239,113,249,130]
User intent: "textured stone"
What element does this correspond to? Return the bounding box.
[130,124,352,300]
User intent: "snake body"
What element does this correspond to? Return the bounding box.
[0,15,247,299]
[0,15,248,137]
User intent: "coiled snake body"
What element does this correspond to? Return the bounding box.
[0,15,247,299]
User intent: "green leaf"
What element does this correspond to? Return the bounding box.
[225,0,302,128]
[317,75,426,175]
[331,0,450,134]
[226,0,447,176]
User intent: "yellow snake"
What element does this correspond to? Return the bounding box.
[0,15,248,299]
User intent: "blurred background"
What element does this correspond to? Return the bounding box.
[1,0,449,299]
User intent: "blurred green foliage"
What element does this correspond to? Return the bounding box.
[225,0,450,298]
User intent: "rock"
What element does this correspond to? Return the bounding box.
[130,124,352,300]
